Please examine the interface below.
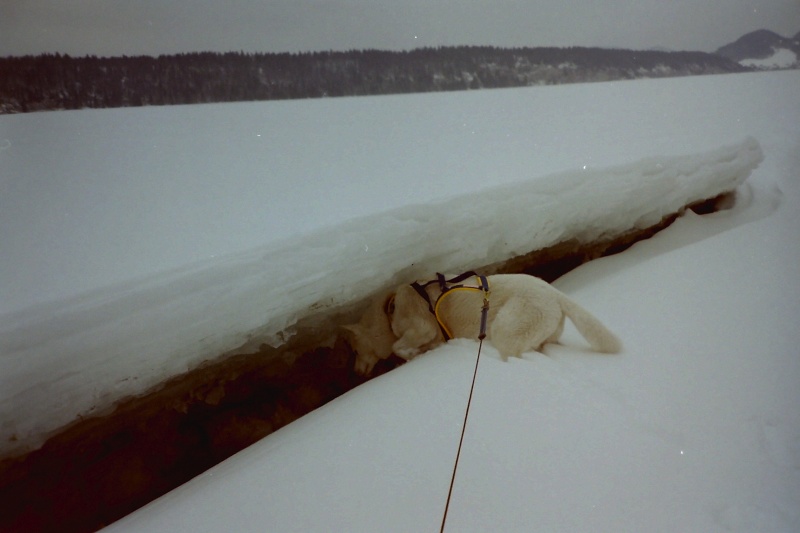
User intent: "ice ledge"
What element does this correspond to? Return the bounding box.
[0,137,763,457]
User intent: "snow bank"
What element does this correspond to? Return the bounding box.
[0,136,762,455]
[2,71,791,456]
[2,71,789,317]
[106,164,800,532]
[104,111,800,533]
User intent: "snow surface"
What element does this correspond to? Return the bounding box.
[740,48,798,69]
[0,71,779,455]
[94,72,800,532]
[1,69,798,499]
[111,189,800,532]
[102,73,800,531]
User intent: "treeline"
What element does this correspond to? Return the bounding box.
[0,46,746,113]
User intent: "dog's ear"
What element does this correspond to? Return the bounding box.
[341,323,361,339]
[383,293,396,316]
[394,284,429,314]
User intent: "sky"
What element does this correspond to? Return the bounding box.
[0,0,798,57]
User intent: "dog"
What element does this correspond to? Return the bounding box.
[342,288,399,375]
[344,273,621,375]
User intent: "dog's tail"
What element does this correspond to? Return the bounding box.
[557,294,622,353]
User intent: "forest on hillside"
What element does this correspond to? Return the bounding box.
[0,46,747,113]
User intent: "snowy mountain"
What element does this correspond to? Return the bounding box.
[715,29,800,69]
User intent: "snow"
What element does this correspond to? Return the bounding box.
[107,169,800,532]
[0,71,774,455]
[740,48,798,69]
[109,124,799,532]
[1,70,799,530]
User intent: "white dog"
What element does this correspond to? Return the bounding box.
[345,273,621,374]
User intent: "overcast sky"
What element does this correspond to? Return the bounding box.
[1,0,798,57]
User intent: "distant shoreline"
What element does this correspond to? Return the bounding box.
[0,46,748,114]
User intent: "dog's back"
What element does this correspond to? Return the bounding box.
[394,273,620,359]
[349,273,621,373]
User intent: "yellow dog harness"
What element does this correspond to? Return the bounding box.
[407,272,491,341]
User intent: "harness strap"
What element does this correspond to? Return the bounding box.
[410,281,435,314]
[411,271,479,315]
[410,272,490,341]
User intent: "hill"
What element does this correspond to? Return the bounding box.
[716,29,800,69]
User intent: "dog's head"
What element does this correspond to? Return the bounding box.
[387,283,444,359]
[342,293,398,375]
